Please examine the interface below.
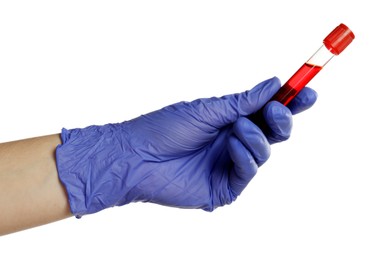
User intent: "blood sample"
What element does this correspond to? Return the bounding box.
[271,63,322,106]
[249,23,355,125]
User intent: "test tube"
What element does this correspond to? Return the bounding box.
[249,24,355,125]
[271,23,355,106]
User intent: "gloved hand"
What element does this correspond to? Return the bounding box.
[56,77,317,217]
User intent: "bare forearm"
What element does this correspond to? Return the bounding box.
[0,134,72,235]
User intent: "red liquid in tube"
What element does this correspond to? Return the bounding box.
[272,63,322,106]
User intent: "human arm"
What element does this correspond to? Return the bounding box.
[0,134,72,235]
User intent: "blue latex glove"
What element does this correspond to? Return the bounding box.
[56,77,317,217]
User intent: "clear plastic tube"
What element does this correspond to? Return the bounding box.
[249,23,355,127]
[270,23,355,106]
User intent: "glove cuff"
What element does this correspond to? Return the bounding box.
[56,124,137,218]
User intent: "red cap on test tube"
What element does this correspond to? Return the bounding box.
[323,23,355,55]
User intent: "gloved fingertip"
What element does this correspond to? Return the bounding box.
[232,117,271,167]
[227,135,258,196]
[253,76,281,94]
[257,76,281,88]
[264,101,292,142]
[245,77,282,114]
[288,87,318,114]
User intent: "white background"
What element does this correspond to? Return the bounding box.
[1,0,380,259]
